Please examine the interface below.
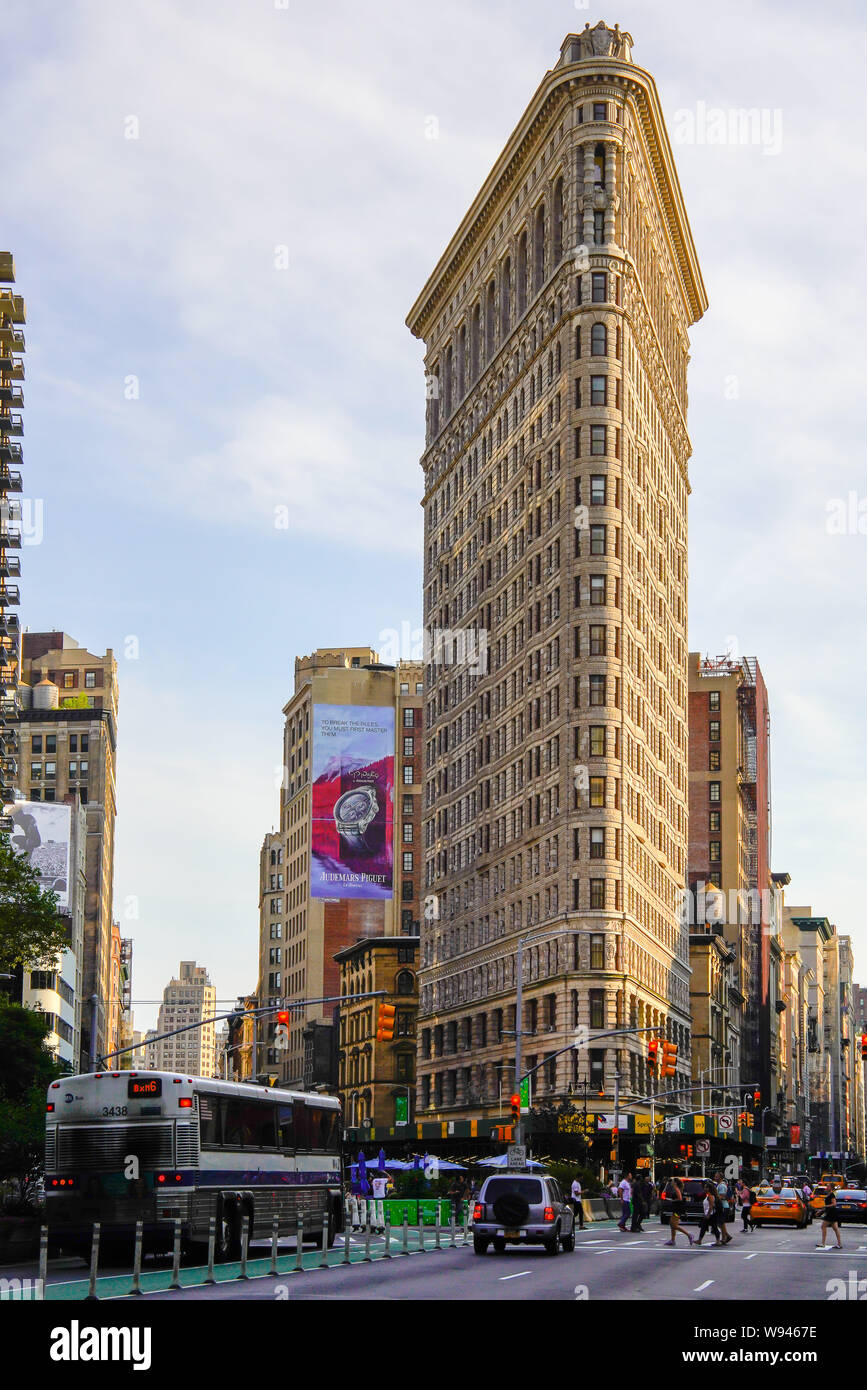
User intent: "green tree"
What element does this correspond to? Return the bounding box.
[0,832,68,973]
[0,1002,64,1197]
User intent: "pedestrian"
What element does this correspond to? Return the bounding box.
[603,1178,617,1220]
[815,1186,843,1250]
[662,1175,694,1247]
[617,1171,633,1232]
[713,1171,733,1244]
[371,1171,387,1234]
[630,1174,647,1232]
[570,1176,585,1230]
[695,1182,722,1246]
[738,1180,756,1233]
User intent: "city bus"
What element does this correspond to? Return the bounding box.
[45,1071,343,1261]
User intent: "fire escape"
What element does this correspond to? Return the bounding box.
[0,254,24,825]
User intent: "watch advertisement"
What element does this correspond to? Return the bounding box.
[310,704,394,899]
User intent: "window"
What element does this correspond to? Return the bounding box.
[590,475,606,505]
[277,1104,294,1149]
[591,323,607,355]
[44,762,56,780]
[402,881,414,901]
[400,682,409,694]
[403,766,414,785]
[709,691,720,712]
[589,675,605,706]
[397,945,415,963]
[415,682,423,694]
[85,672,96,689]
[589,624,605,655]
[709,721,720,742]
[31,763,41,779]
[396,970,414,995]
[402,795,413,815]
[31,736,42,753]
[69,762,77,778]
[590,934,604,970]
[709,841,721,863]
[593,101,607,121]
[589,989,605,1029]
[590,879,605,910]
[709,810,721,833]
[590,375,606,405]
[63,673,75,689]
[593,209,605,245]
[590,425,606,455]
[589,776,605,807]
[403,822,413,843]
[396,1053,413,1082]
[402,852,413,872]
[46,735,56,754]
[29,788,41,801]
[590,827,605,859]
[709,750,721,771]
[590,575,605,605]
[591,273,606,303]
[590,524,606,554]
[709,782,721,803]
[403,736,414,756]
[80,735,89,753]
[403,708,414,728]
[79,760,89,777]
[589,726,605,757]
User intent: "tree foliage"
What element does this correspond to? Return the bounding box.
[0,832,68,973]
[0,1002,64,1190]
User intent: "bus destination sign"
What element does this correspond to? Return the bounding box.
[128,1078,163,1099]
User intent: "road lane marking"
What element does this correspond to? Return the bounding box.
[499,1271,531,1281]
[694,1280,714,1291]
[745,1253,758,1260]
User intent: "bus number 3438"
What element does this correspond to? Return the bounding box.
[101,1106,128,1117]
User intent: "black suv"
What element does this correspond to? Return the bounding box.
[659,1177,707,1225]
[472,1173,575,1255]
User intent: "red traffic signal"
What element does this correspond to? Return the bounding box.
[660,1041,678,1077]
[510,1093,520,1126]
[861,1033,867,1060]
[753,1090,761,1106]
[275,1010,290,1026]
[376,1003,396,1041]
[647,1038,659,1072]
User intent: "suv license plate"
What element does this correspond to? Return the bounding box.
[505,1229,525,1238]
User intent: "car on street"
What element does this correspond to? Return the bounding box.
[808,1183,831,1216]
[659,1177,706,1226]
[751,1186,810,1228]
[471,1173,574,1256]
[826,1188,867,1224]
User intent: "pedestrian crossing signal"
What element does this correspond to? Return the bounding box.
[376,1003,396,1041]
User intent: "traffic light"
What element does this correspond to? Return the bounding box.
[660,1041,678,1077]
[647,1038,659,1074]
[753,1090,761,1107]
[738,1111,747,1125]
[275,1010,290,1026]
[510,1093,520,1127]
[376,1003,396,1041]
[861,1033,867,1060]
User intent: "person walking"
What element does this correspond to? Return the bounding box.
[570,1176,585,1231]
[738,1181,756,1233]
[713,1171,734,1244]
[815,1186,843,1250]
[630,1173,648,1232]
[695,1182,722,1246]
[617,1172,633,1232]
[662,1175,694,1247]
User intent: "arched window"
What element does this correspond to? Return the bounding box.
[486,280,496,362]
[397,970,414,995]
[500,257,511,339]
[552,178,563,265]
[456,323,466,401]
[516,232,527,318]
[534,202,546,292]
[470,303,480,382]
[591,322,607,356]
[444,344,453,417]
[594,143,606,185]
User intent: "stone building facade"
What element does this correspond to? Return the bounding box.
[407,26,707,1125]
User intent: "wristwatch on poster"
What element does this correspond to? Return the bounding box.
[333,787,380,852]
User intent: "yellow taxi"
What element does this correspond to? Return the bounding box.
[820,1173,846,1190]
[751,1186,810,1228]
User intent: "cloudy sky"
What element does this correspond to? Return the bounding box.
[3,0,865,1030]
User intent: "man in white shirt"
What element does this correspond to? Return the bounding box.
[617,1173,633,1231]
[570,1177,585,1231]
[371,1173,387,1234]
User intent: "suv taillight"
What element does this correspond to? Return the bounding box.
[473,1203,484,1221]
[544,1206,555,1222]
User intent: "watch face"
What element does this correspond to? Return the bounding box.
[336,791,373,823]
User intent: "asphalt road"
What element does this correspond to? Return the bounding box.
[7,1220,867,1301]
[126,1222,867,1301]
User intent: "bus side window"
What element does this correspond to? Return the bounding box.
[242,1101,276,1150]
[293,1105,309,1151]
[277,1104,294,1151]
[199,1093,221,1148]
[223,1100,245,1148]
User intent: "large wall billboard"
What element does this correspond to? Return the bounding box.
[311,705,394,899]
[8,800,72,910]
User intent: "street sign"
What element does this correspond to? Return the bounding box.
[394,1094,408,1125]
[718,1111,734,1134]
[696,1139,711,1157]
[519,1077,531,1113]
[507,1144,527,1169]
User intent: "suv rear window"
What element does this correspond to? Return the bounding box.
[483,1178,544,1204]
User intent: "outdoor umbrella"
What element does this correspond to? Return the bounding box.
[378,1147,387,1172]
[476,1154,545,1169]
[356,1150,370,1195]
